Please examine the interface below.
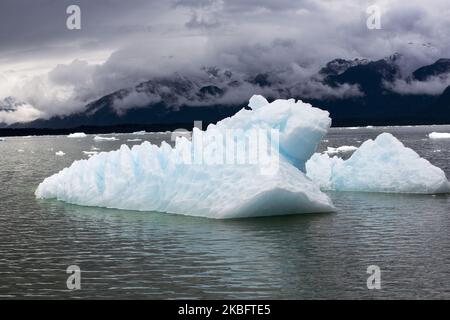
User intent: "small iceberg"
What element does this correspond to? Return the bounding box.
[324,146,358,155]
[132,131,147,135]
[127,138,142,142]
[67,132,87,138]
[94,136,119,141]
[306,133,450,194]
[429,132,450,139]
[55,151,65,156]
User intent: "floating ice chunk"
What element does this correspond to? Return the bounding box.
[67,132,87,138]
[94,136,119,141]
[132,131,147,135]
[429,132,450,139]
[55,151,65,156]
[335,146,358,152]
[306,133,450,194]
[127,138,142,142]
[324,145,358,155]
[35,95,334,219]
[17,149,24,152]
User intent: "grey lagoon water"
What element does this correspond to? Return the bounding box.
[0,125,449,299]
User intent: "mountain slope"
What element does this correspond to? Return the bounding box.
[6,55,450,129]
[413,59,450,81]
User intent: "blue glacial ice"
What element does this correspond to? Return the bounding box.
[35,95,335,218]
[306,132,450,194]
[36,97,450,218]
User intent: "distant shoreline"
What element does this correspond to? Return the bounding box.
[0,123,195,138]
[1,120,450,137]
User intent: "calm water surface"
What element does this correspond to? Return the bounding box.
[0,126,449,299]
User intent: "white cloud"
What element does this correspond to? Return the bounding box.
[387,75,450,95]
[113,90,162,115]
[0,103,43,124]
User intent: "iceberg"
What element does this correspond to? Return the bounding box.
[35,95,335,219]
[324,145,358,155]
[55,151,65,156]
[429,132,450,139]
[67,132,87,138]
[94,136,119,141]
[132,131,147,135]
[306,133,450,194]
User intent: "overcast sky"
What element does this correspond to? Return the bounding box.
[1,0,450,123]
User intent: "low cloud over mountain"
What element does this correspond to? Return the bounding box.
[5,55,450,128]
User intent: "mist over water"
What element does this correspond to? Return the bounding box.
[0,126,450,299]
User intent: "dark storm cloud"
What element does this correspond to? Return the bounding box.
[1,0,448,63]
[0,0,169,56]
[1,0,450,123]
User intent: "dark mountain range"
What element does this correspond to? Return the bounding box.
[413,58,450,81]
[319,58,369,76]
[4,55,450,132]
[325,57,400,96]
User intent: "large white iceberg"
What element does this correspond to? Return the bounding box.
[36,95,335,219]
[306,133,450,194]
